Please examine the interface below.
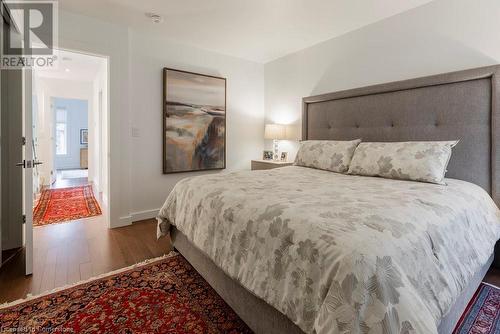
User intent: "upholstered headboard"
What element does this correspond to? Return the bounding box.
[302,65,500,205]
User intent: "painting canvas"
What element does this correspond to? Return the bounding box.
[163,68,226,174]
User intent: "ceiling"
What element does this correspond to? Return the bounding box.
[59,0,434,63]
[35,49,105,82]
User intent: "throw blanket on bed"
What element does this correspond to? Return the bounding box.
[157,166,500,334]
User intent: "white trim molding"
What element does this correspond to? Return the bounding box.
[117,208,159,227]
[130,209,160,223]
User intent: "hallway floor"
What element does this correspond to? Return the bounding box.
[52,169,89,189]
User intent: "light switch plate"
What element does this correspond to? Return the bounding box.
[131,127,140,138]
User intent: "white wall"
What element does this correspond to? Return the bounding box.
[57,10,265,227]
[129,32,264,218]
[264,0,500,159]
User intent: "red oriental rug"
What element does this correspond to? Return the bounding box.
[33,185,102,227]
[454,283,500,334]
[0,253,252,334]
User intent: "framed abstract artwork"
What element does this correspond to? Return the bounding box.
[163,68,226,174]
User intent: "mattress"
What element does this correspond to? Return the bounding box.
[157,166,500,334]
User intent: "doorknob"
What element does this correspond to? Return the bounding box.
[15,160,41,168]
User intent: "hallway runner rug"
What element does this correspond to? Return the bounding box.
[0,253,252,334]
[33,185,102,227]
[454,282,500,333]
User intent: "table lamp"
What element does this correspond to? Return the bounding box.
[264,124,286,161]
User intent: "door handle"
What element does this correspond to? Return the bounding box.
[15,160,40,168]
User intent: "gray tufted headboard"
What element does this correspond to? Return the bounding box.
[302,65,500,205]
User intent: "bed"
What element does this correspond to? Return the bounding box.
[158,65,500,334]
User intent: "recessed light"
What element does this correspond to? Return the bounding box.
[145,12,163,24]
[65,68,70,72]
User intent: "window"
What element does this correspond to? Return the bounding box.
[55,109,67,155]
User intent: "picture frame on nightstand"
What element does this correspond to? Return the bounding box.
[263,150,273,161]
[280,152,288,162]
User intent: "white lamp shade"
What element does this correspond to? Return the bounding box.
[284,125,299,140]
[264,124,286,140]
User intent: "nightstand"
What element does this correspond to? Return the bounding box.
[251,160,293,171]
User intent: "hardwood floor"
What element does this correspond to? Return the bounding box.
[51,170,89,189]
[0,216,172,304]
[485,266,500,287]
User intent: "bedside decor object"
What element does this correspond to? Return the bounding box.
[251,160,293,171]
[263,150,273,161]
[264,124,286,161]
[163,68,226,174]
[280,152,288,162]
[80,129,88,145]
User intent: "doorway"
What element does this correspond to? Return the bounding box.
[28,49,109,270]
[33,49,108,202]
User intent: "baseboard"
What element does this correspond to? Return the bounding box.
[115,215,132,228]
[130,209,159,223]
[114,209,159,228]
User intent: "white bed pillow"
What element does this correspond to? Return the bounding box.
[294,139,361,173]
[347,141,458,184]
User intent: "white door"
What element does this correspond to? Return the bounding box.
[1,24,24,271]
[22,68,35,276]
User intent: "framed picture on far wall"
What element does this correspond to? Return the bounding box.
[163,68,226,174]
[80,129,88,145]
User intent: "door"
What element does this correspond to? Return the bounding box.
[1,0,37,275]
[1,43,24,271]
[23,68,34,275]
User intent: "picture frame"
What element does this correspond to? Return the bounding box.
[263,150,273,161]
[280,152,288,162]
[80,129,88,145]
[163,68,227,174]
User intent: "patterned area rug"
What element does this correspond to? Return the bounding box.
[0,253,252,334]
[454,283,500,333]
[33,185,102,227]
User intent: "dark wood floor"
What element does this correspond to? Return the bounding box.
[485,266,500,287]
[0,216,172,304]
